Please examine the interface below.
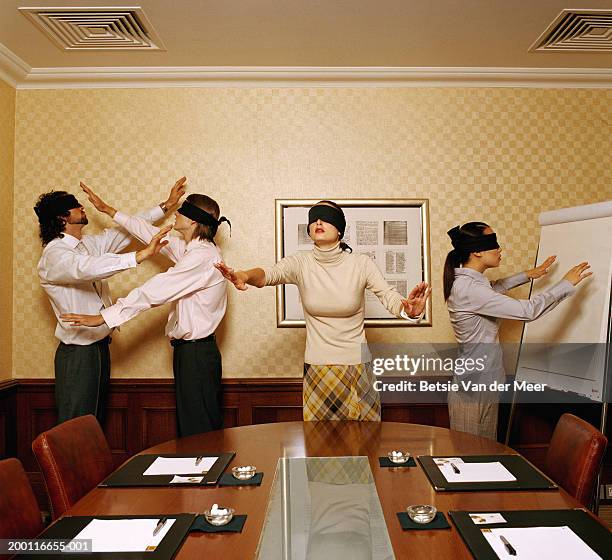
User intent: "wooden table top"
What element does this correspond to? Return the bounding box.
[67,421,588,559]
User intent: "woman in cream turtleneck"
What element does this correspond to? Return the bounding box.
[215,201,431,421]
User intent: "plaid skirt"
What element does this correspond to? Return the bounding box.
[303,363,381,422]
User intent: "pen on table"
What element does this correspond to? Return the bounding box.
[450,462,461,474]
[195,456,203,466]
[499,535,517,556]
[153,517,168,536]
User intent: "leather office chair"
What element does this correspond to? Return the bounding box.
[544,413,608,509]
[32,415,114,519]
[0,458,43,559]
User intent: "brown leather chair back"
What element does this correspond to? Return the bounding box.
[0,458,43,558]
[32,415,114,519]
[545,413,608,508]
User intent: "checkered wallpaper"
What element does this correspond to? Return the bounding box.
[0,79,14,380]
[12,87,612,379]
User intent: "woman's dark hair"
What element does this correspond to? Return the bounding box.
[187,193,221,243]
[315,200,352,253]
[34,191,71,246]
[443,222,490,301]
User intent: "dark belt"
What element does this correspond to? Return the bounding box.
[59,335,111,348]
[170,334,215,347]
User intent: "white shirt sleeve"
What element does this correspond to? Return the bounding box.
[399,308,424,323]
[101,251,223,328]
[466,279,575,321]
[490,271,530,294]
[85,205,166,255]
[113,211,184,263]
[40,245,137,284]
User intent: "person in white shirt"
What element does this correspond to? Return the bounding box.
[35,182,183,425]
[61,183,230,437]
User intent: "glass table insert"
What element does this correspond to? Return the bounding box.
[256,456,395,560]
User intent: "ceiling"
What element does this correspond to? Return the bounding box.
[1,0,611,88]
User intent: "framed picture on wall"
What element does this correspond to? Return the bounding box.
[274,198,432,327]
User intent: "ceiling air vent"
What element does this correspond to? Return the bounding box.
[530,9,612,52]
[19,6,165,51]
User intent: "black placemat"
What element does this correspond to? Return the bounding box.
[190,514,247,533]
[379,456,416,468]
[218,472,264,486]
[397,511,451,530]
[100,452,235,487]
[417,454,557,492]
[449,509,612,560]
[16,514,196,559]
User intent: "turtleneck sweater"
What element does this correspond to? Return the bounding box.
[264,242,414,365]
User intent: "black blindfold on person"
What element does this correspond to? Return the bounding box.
[447,226,499,253]
[307,205,346,238]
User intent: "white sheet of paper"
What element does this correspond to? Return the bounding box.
[74,518,176,552]
[469,513,507,525]
[438,461,516,483]
[170,475,204,484]
[482,526,602,560]
[143,456,217,476]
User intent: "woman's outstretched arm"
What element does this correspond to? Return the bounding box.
[215,263,266,289]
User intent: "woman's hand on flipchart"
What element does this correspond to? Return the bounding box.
[59,313,106,327]
[214,262,249,290]
[527,255,557,280]
[401,281,432,318]
[563,262,592,286]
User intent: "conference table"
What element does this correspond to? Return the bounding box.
[67,421,591,559]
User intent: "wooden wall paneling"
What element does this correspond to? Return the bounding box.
[17,380,56,471]
[381,403,449,426]
[0,412,4,457]
[222,406,240,428]
[104,391,129,467]
[221,386,241,428]
[141,406,178,450]
[226,378,303,425]
[138,391,178,451]
[249,387,303,425]
[252,405,304,424]
[0,380,17,459]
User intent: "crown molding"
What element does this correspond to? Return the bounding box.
[2,38,611,89]
[0,42,30,87]
[13,65,612,89]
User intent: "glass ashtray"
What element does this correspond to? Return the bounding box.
[232,465,257,480]
[203,505,235,526]
[387,451,411,464]
[407,504,437,524]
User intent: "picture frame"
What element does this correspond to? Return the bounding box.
[274,198,432,327]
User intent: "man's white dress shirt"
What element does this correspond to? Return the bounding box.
[38,206,164,345]
[101,212,227,341]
